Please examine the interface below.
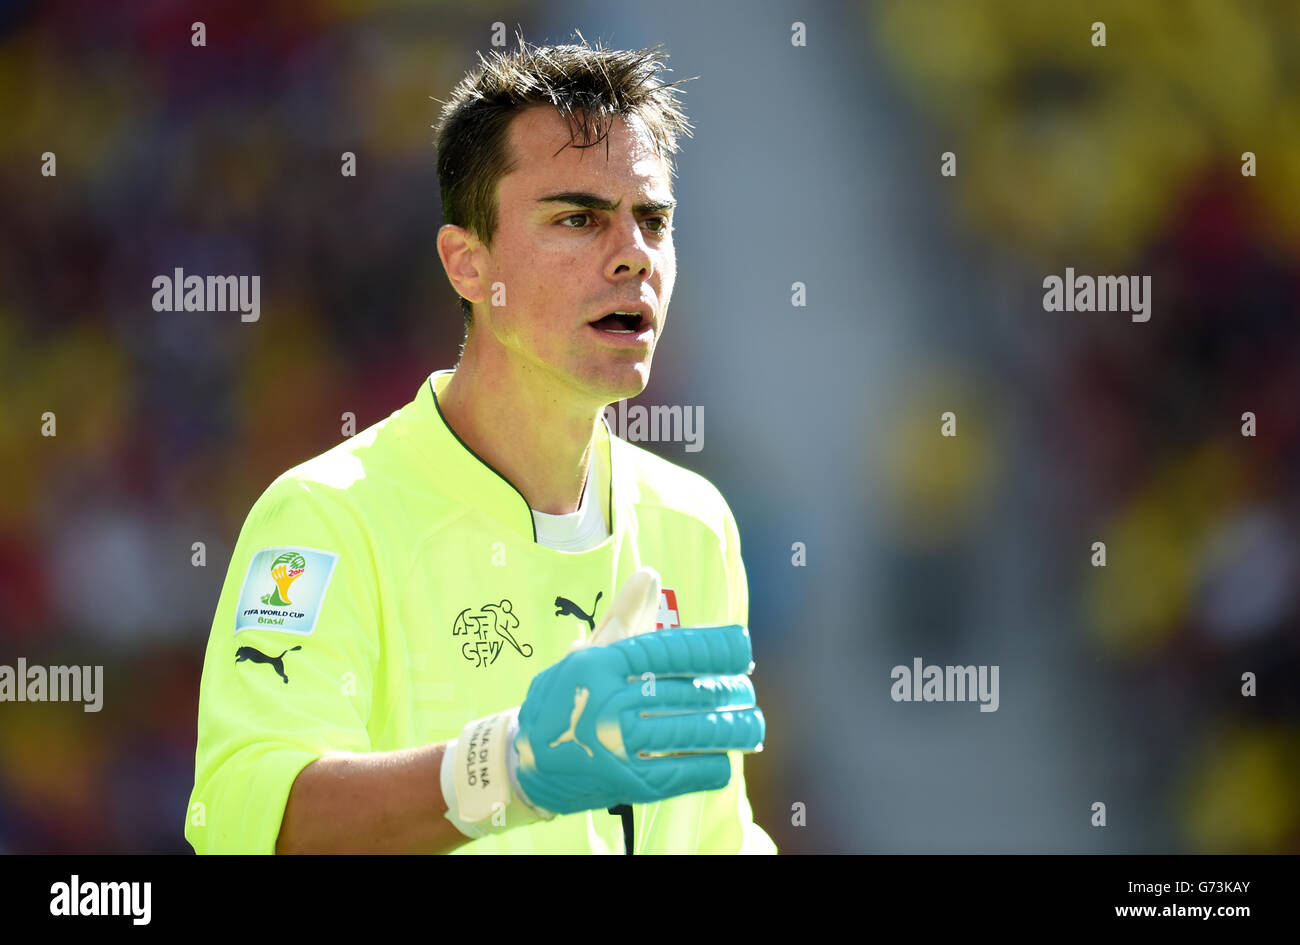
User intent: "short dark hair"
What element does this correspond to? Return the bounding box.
[433,32,694,328]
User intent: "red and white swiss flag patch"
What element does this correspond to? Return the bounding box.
[655,588,681,629]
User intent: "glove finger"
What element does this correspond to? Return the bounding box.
[584,566,661,648]
[521,737,735,811]
[610,625,754,678]
[608,674,756,715]
[629,752,733,801]
[626,566,663,637]
[622,706,766,756]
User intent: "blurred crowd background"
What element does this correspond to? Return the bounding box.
[0,0,1296,853]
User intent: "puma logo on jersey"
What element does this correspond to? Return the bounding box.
[549,686,594,757]
[235,645,301,684]
[555,591,602,631]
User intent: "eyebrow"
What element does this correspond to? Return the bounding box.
[536,192,676,215]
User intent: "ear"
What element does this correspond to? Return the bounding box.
[437,224,488,309]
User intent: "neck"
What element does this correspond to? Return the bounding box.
[439,335,603,515]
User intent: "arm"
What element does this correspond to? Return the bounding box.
[276,743,471,854]
[277,618,766,853]
[186,479,405,854]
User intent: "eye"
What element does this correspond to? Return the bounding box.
[643,216,671,234]
[559,212,591,227]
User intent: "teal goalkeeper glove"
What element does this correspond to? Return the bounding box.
[513,621,763,815]
[441,567,766,836]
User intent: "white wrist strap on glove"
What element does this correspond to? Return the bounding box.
[441,706,552,839]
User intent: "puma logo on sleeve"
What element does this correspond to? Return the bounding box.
[235,645,302,684]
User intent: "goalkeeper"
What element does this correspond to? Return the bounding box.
[185,35,775,854]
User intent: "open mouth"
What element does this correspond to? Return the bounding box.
[589,311,647,333]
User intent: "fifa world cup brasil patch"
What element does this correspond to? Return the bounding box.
[234,546,340,636]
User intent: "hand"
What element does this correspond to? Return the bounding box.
[442,567,765,833]
[512,622,765,816]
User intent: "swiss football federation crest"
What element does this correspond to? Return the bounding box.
[454,599,533,669]
[655,588,681,629]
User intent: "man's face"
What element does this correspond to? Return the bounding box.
[476,106,677,403]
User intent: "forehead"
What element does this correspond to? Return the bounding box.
[499,106,672,201]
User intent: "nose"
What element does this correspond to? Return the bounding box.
[607,217,655,281]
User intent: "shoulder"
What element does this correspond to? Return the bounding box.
[613,436,739,545]
[247,401,458,535]
[251,416,388,517]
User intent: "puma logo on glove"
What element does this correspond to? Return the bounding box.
[549,686,594,757]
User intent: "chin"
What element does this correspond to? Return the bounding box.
[586,362,650,403]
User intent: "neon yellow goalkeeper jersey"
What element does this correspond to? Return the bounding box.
[186,369,776,855]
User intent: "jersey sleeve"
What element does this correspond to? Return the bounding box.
[695,497,778,854]
[185,474,381,854]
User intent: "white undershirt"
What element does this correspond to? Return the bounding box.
[531,448,610,552]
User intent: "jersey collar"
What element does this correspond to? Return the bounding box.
[418,370,623,545]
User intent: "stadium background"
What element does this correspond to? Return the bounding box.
[1,0,1298,853]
